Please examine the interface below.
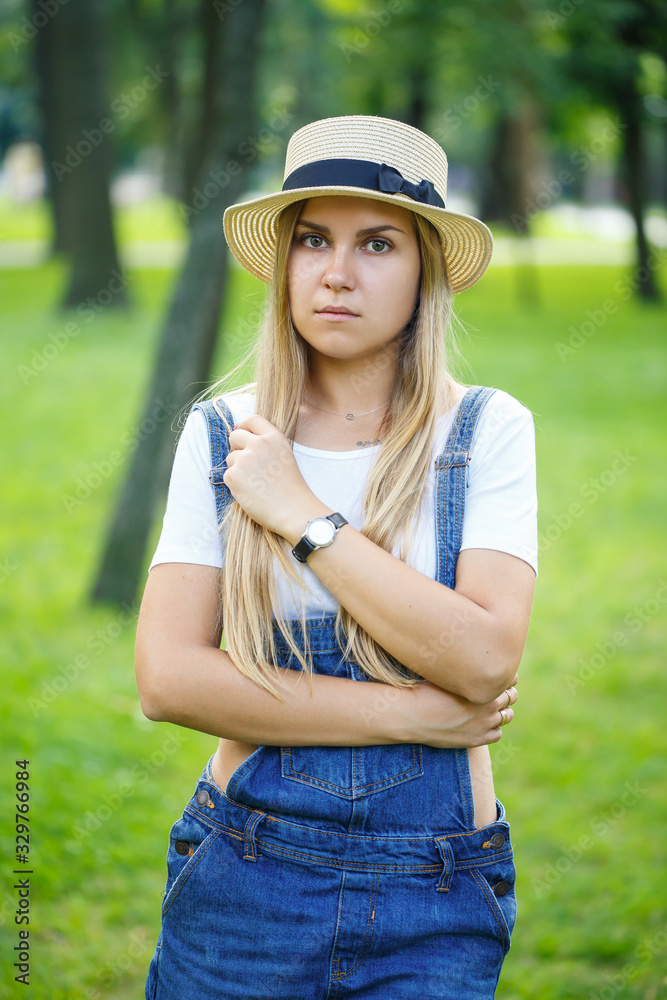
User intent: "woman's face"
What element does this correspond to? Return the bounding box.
[287,195,421,367]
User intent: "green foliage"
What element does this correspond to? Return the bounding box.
[0,250,665,997]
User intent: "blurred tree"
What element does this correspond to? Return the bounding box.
[122,0,197,200]
[32,0,127,307]
[92,0,269,606]
[556,0,666,301]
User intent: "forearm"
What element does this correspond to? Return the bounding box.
[284,502,516,702]
[139,642,408,746]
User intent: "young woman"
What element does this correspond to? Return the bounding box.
[136,115,537,1000]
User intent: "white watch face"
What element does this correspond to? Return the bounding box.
[306,518,336,546]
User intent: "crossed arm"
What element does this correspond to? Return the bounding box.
[135,414,535,748]
[135,538,534,749]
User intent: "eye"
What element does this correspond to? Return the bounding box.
[365,238,392,254]
[299,233,327,249]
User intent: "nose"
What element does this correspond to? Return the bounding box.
[321,243,356,291]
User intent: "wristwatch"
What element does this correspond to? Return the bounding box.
[292,512,348,563]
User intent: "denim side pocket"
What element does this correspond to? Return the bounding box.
[466,853,517,957]
[161,807,220,917]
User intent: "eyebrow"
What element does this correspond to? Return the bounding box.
[295,220,406,237]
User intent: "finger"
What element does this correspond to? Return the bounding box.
[228,426,256,450]
[494,706,514,730]
[237,414,277,433]
[491,688,517,712]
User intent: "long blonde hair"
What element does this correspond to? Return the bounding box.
[193,199,459,699]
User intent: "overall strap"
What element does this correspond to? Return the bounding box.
[192,397,235,526]
[434,386,496,590]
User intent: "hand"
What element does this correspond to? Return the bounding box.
[393,674,519,749]
[224,415,327,537]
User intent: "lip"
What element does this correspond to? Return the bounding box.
[316,306,359,319]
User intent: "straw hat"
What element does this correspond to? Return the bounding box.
[223,115,493,293]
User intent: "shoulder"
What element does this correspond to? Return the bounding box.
[188,390,256,434]
[472,387,535,455]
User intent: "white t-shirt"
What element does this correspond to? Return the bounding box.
[149,388,538,618]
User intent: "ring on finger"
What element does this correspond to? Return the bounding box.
[505,689,512,709]
[498,708,509,727]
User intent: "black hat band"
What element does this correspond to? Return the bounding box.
[282,158,445,209]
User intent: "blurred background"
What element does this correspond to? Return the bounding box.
[0,0,665,997]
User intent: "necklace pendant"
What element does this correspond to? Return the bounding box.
[346,413,354,420]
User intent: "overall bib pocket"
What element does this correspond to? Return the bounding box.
[280,744,424,799]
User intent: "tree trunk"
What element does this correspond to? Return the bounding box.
[40,0,126,308]
[32,3,66,257]
[620,100,662,302]
[90,0,269,607]
[479,103,542,307]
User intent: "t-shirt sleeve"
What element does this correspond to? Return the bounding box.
[460,390,538,576]
[148,407,223,573]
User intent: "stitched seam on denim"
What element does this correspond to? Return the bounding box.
[455,750,475,830]
[283,746,423,793]
[193,402,223,524]
[468,867,510,954]
[455,851,514,868]
[275,645,343,654]
[194,399,234,525]
[255,841,442,872]
[331,873,379,980]
[203,787,504,849]
[184,804,262,838]
[439,825,510,842]
[326,873,346,999]
[227,750,264,798]
[162,830,221,917]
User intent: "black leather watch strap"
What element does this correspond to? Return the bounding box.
[292,512,348,563]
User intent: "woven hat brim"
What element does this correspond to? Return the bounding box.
[223,187,493,294]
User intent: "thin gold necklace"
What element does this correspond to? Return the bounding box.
[304,396,389,421]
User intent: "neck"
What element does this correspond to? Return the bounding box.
[305,351,398,416]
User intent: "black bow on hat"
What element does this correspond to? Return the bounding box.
[378,163,445,209]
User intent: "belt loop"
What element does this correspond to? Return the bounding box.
[243,810,267,862]
[434,837,455,892]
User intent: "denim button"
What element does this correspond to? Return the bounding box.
[492,880,511,897]
[490,833,506,849]
[196,790,211,806]
[174,840,189,856]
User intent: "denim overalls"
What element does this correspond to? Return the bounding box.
[145,386,517,1000]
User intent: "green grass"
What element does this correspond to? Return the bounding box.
[0,244,665,998]
[0,193,186,244]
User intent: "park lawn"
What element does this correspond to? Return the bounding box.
[0,253,665,999]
